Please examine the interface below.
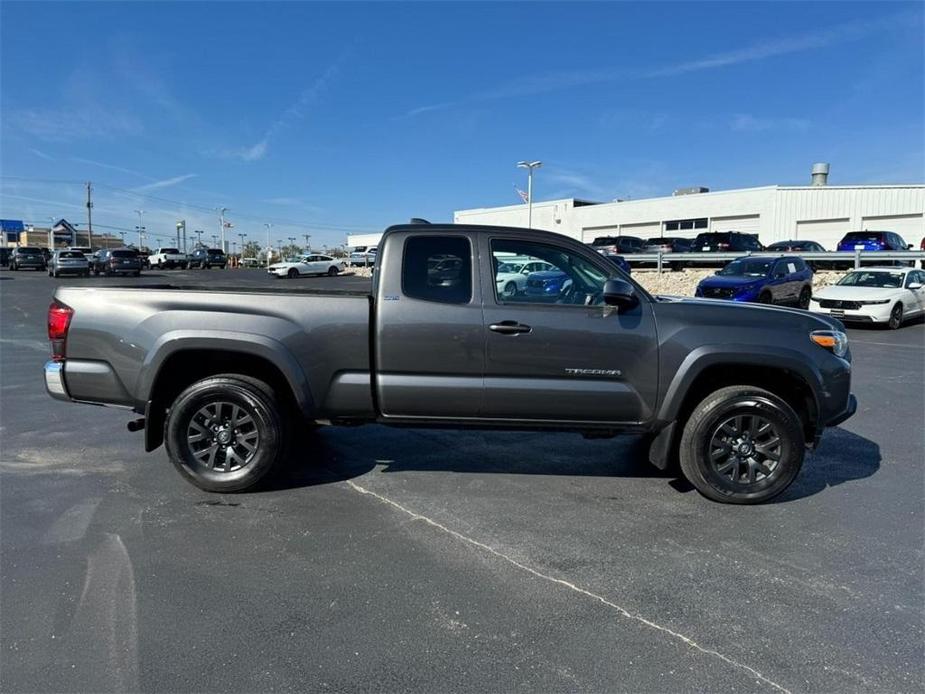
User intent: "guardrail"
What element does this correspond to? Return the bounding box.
[618,250,925,272]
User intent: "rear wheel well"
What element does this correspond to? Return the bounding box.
[145,350,302,451]
[676,365,818,444]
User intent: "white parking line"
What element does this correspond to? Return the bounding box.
[850,339,924,349]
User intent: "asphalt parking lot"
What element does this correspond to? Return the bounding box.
[1,268,923,693]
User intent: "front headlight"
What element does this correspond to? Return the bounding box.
[810,330,848,358]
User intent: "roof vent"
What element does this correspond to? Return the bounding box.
[811,162,829,186]
[673,187,710,196]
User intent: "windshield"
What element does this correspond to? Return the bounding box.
[112,250,136,258]
[837,271,904,288]
[718,259,772,277]
[496,262,525,273]
[58,251,83,258]
[591,237,618,246]
[19,247,41,255]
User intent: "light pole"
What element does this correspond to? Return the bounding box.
[215,207,230,252]
[516,160,542,228]
[238,233,247,258]
[176,220,186,252]
[194,230,204,248]
[288,236,296,254]
[303,234,311,252]
[211,233,218,247]
[134,209,146,248]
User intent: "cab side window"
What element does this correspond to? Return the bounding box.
[402,236,472,304]
[491,239,608,306]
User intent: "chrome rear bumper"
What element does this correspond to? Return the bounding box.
[44,361,70,401]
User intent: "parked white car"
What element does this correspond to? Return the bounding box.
[149,247,188,269]
[268,254,347,279]
[494,257,556,297]
[809,267,925,329]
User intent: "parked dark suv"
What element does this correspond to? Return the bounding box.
[92,248,142,277]
[8,246,47,271]
[765,240,828,270]
[189,247,228,269]
[590,235,645,255]
[691,232,764,253]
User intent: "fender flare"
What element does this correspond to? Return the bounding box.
[656,344,824,423]
[136,330,315,415]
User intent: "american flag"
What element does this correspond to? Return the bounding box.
[514,185,529,203]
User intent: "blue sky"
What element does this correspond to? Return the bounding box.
[1,1,923,248]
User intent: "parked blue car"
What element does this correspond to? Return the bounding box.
[695,256,814,308]
[525,269,572,298]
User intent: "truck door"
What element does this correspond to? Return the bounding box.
[479,234,658,423]
[374,232,485,418]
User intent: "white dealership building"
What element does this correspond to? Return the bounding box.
[348,165,924,251]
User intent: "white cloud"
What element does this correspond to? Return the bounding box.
[131,174,198,192]
[30,148,55,161]
[730,114,811,132]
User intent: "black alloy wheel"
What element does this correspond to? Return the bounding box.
[798,286,812,309]
[888,303,903,330]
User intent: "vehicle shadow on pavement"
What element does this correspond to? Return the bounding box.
[774,427,880,502]
[269,425,880,503]
[269,428,676,493]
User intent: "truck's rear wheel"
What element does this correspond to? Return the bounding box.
[164,375,288,492]
[678,385,804,504]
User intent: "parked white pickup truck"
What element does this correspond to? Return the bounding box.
[149,247,188,269]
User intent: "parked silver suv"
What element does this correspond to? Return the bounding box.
[48,250,90,278]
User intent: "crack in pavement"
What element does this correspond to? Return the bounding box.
[345,479,791,693]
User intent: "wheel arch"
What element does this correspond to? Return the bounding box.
[139,335,314,452]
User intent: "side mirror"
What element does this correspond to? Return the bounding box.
[908,244,914,250]
[909,282,923,290]
[603,278,638,309]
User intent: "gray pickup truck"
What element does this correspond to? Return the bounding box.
[44,223,856,503]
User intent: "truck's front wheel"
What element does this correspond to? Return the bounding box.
[164,375,288,492]
[679,385,804,504]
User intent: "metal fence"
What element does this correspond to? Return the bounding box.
[622,250,925,272]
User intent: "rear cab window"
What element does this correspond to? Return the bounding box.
[402,236,472,304]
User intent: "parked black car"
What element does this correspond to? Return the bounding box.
[189,247,228,269]
[765,239,828,270]
[92,248,142,277]
[8,246,47,271]
[691,231,764,253]
[0,247,12,267]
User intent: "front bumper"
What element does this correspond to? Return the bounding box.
[44,361,70,401]
[826,394,858,428]
[809,303,891,323]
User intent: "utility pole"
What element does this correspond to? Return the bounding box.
[238,232,247,258]
[288,236,296,254]
[176,220,187,252]
[86,181,94,248]
[194,230,203,248]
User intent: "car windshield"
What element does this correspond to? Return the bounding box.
[841,233,883,242]
[717,259,773,277]
[496,262,524,273]
[58,251,83,258]
[19,247,41,255]
[161,248,180,254]
[837,271,904,288]
[207,249,224,255]
[591,237,618,246]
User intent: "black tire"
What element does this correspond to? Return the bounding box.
[503,281,517,297]
[798,286,811,309]
[164,375,288,492]
[93,267,100,276]
[287,268,299,279]
[888,303,903,330]
[679,385,805,504]
[327,266,339,276]
[48,269,53,277]
[10,263,17,271]
[758,291,773,304]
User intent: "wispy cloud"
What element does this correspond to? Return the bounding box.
[72,157,149,179]
[9,107,143,142]
[403,11,915,117]
[131,174,198,192]
[730,114,811,133]
[30,148,55,161]
[227,55,347,161]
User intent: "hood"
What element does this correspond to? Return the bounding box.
[813,284,902,300]
[698,274,766,288]
[656,295,846,332]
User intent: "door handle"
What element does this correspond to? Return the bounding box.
[489,321,532,335]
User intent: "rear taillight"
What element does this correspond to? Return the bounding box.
[717,242,730,250]
[48,300,74,362]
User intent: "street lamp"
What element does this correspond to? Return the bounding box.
[238,232,247,259]
[516,160,542,228]
[134,209,146,248]
[194,230,204,248]
[303,234,312,252]
[215,207,230,252]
